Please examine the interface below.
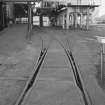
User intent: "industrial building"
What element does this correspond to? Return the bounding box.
[0,0,100,31]
[0,0,105,105]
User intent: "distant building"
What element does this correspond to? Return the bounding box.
[41,0,100,29]
[3,0,100,29]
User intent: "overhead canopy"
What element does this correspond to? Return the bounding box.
[1,0,57,1]
[2,0,40,2]
[1,0,101,6]
[1,0,69,3]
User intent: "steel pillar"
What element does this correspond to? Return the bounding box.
[100,43,105,83]
[66,9,69,29]
[74,12,78,28]
[71,14,74,27]
[62,14,65,29]
[40,15,43,27]
[40,1,43,27]
[7,2,14,21]
[27,2,32,39]
[80,13,83,29]
[86,8,90,30]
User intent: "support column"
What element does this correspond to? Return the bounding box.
[66,9,69,29]
[39,17,43,28]
[71,13,74,27]
[40,1,43,27]
[7,2,14,23]
[2,2,5,28]
[80,13,82,29]
[27,2,32,39]
[91,13,94,24]
[2,2,8,28]
[82,14,86,29]
[86,7,90,30]
[62,14,65,29]
[69,14,71,27]
[74,12,78,28]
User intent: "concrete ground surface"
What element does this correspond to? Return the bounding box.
[22,39,84,105]
[0,24,105,105]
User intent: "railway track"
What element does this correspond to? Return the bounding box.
[56,38,92,105]
[14,34,54,105]
[0,26,105,105]
[14,36,93,105]
[15,48,48,105]
[10,33,92,105]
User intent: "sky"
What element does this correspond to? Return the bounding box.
[99,0,105,16]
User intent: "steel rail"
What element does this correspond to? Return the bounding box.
[15,48,48,105]
[15,31,44,105]
[66,50,92,105]
[56,38,92,105]
[15,32,54,105]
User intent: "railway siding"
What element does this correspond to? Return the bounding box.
[0,26,105,105]
[20,40,85,105]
